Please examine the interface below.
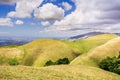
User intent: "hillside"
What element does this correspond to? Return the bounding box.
[0,34,118,67]
[0,65,120,80]
[70,37,120,66]
[64,34,118,53]
[19,39,80,67]
[17,34,119,67]
[0,34,120,80]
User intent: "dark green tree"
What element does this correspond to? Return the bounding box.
[57,58,70,64]
[45,58,70,66]
[99,53,120,75]
[44,60,54,66]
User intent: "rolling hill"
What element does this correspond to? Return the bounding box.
[0,34,120,80]
[19,34,119,67]
[0,34,118,67]
[70,37,120,67]
[64,34,118,53]
[20,39,79,67]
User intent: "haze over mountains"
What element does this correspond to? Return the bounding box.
[0,36,35,46]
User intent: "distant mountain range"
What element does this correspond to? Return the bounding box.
[70,32,105,39]
[0,36,35,46]
[69,32,120,40]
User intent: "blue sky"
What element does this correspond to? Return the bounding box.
[0,0,75,38]
[0,0,120,38]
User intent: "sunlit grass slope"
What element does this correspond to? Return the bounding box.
[63,34,118,54]
[71,37,120,66]
[20,39,80,67]
[0,47,24,65]
[0,65,120,80]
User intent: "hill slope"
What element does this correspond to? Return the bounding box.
[0,34,118,67]
[0,65,120,80]
[20,39,79,67]
[64,34,118,53]
[70,37,120,66]
[0,34,120,80]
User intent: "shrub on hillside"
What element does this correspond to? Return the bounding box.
[99,53,120,75]
[57,58,70,64]
[8,58,19,66]
[45,58,70,66]
[45,60,55,66]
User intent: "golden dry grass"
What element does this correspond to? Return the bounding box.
[0,48,23,58]
[71,37,120,66]
[0,65,120,80]
[20,39,79,66]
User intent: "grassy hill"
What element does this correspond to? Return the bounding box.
[63,34,118,54]
[0,65,120,80]
[16,34,119,67]
[0,34,118,67]
[19,39,80,67]
[0,34,120,80]
[70,37,120,66]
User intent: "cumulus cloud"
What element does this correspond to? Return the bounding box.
[40,0,120,35]
[41,21,50,26]
[15,20,24,25]
[0,18,13,27]
[7,0,43,18]
[62,2,72,11]
[53,0,120,26]
[0,0,18,4]
[34,3,65,20]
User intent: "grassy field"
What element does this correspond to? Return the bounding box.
[0,34,120,80]
[0,65,120,80]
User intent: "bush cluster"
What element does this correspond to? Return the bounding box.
[99,54,120,75]
[45,58,70,66]
[8,58,19,66]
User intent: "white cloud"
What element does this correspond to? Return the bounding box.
[0,18,13,27]
[54,0,120,26]
[15,20,24,25]
[62,2,72,11]
[0,32,9,35]
[0,0,18,4]
[7,0,43,18]
[51,0,120,30]
[41,21,50,26]
[40,0,120,37]
[34,3,65,20]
